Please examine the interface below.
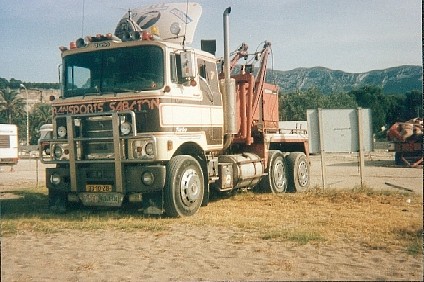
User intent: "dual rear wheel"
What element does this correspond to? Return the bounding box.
[259,151,310,193]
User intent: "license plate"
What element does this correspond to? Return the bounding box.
[79,193,124,207]
[86,184,112,192]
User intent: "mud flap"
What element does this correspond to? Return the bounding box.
[142,192,164,215]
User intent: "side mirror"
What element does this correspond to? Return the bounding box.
[180,51,196,79]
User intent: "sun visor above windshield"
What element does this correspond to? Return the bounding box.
[115,2,202,45]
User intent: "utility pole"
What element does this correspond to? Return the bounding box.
[19,84,29,146]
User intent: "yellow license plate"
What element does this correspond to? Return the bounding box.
[86,184,112,192]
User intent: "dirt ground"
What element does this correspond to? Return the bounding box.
[1,151,423,281]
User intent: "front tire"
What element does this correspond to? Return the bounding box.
[286,152,310,192]
[164,155,204,217]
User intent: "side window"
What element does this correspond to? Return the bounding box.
[205,61,219,93]
[170,53,178,83]
[198,59,207,79]
[197,58,218,102]
[174,54,183,84]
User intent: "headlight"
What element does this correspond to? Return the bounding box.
[120,121,132,135]
[141,172,155,185]
[53,144,69,160]
[50,174,61,185]
[132,140,156,159]
[57,126,67,138]
[53,145,64,159]
[145,142,154,155]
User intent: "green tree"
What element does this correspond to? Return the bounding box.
[8,78,23,89]
[0,87,27,142]
[0,88,25,123]
[279,88,358,121]
[404,90,422,119]
[0,78,8,89]
[385,94,407,126]
[321,92,358,109]
[29,103,52,144]
[279,88,325,120]
[348,86,388,134]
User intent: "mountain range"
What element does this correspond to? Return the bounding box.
[266,65,423,94]
[2,65,422,96]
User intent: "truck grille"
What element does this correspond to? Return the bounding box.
[82,117,113,138]
[86,142,115,159]
[54,111,135,161]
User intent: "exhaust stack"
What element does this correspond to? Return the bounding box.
[221,7,237,136]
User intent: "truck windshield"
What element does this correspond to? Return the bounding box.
[63,45,164,97]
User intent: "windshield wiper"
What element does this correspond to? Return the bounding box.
[112,88,134,93]
[83,92,101,98]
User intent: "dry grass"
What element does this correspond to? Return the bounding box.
[188,188,423,253]
[1,187,422,254]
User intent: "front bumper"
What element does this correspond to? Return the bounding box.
[46,164,166,194]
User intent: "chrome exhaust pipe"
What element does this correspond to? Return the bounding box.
[222,7,237,139]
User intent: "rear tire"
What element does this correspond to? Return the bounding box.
[286,152,310,192]
[258,150,288,193]
[164,155,204,217]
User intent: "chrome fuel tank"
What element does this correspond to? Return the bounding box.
[218,153,263,189]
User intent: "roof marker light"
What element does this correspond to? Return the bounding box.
[142,30,152,40]
[76,38,85,48]
[164,85,171,93]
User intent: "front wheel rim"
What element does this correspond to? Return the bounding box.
[179,168,201,206]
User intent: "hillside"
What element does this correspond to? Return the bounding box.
[267,65,423,94]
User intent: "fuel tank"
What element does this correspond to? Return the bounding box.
[218,152,263,190]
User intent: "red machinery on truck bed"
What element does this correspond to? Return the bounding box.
[40,3,309,216]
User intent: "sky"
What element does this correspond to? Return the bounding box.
[0,0,422,83]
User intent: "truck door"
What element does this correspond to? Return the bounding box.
[197,59,223,145]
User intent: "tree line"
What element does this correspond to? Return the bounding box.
[0,77,59,90]
[279,86,422,140]
[0,78,58,144]
[0,87,52,145]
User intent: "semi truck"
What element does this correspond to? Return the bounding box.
[40,3,310,216]
[0,124,19,167]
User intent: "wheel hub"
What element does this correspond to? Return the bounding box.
[180,168,201,205]
[273,159,287,192]
[297,160,309,187]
